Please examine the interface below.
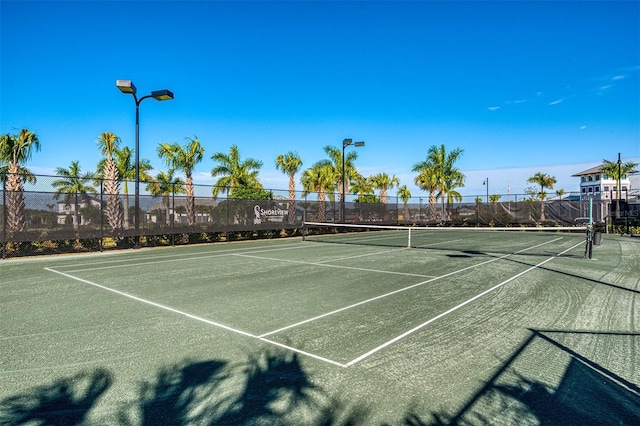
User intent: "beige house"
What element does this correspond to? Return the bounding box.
[56,197,101,226]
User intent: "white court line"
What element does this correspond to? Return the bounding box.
[233,253,435,278]
[44,267,256,338]
[43,236,580,369]
[259,237,565,338]
[59,242,311,274]
[257,338,347,368]
[259,253,515,338]
[515,237,562,253]
[313,247,410,264]
[306,229,419,246]
[44,266,347,368]
[415,238,463,248]
[51,241,302,269]
[344,239,586,366]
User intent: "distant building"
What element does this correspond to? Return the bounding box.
[147,197,220,224]
[571,165,633,201]
[56,197,101,226]
[572,164,638,221]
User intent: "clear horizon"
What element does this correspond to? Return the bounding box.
[2,1,638,199]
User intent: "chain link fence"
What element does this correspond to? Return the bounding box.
[1,173,618,258]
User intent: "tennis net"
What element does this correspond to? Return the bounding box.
[302,221,589,256]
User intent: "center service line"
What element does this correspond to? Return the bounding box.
[259,237,564,338]
[345,240,585,367]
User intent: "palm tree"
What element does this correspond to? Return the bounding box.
[397,185,411,222]
[115,146,154,229]
[350,175,374,200]
[527,172,557,221]
[412,164,439,221]
[413,144,464,221]
[96,131,123,232]
[0,129,40,235]
[96,146,153,229]
[301,162,336,223]
[146,169,186,226]
[275,151,302,224]
[52,161,97,229]
[157,136,205,226]
[211,144,263,198]
[370,173,399,204]
[444,169,465,207]
[320,145,362,221]
[601,158,638,219]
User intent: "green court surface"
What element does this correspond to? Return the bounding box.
[1,230,639,425]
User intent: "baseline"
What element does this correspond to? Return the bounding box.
[43,267,347,367]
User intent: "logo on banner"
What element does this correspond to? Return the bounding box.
[254,204,288,224]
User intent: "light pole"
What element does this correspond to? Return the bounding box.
[616,152,621,219]
[483,178,489,205]
[341,138,365,223]
[116,80,173,248]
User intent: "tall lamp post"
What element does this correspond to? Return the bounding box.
[483,178,489,205]
[116,80,173,248]
[482,178,489,225]
[341,138,365,222]
[616,152,621,219]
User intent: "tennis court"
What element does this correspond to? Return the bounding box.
[2,226,639,424]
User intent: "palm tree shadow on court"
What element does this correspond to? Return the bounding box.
[1,349,368,425]
[404,329,640,425]
[118,359,228,425]
[120,348,369,425]
[0,368,112,425]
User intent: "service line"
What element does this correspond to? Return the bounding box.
[345,239,586,366]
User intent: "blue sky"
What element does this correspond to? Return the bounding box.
[2,0,638,199]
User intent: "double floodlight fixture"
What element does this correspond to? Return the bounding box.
[116,80,174,102]
[342,138,365,148]
[116,79,174,248]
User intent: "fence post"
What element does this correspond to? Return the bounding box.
[100,180,103,252]
[1,173,6,259]
[171,188,175,246]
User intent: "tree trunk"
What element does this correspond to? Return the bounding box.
[429,193,437,221]
[288,176,296,224]
[318,190,326,223]
[186,177,195,226]
[103,158,123,232]
[6,164,26,235]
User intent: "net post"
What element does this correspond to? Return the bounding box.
[302,222,307,241]
[408,227,412,248]
[588,197,593,259]
[584,223,593,259]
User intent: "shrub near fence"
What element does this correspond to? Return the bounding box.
[1,174,606,258]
